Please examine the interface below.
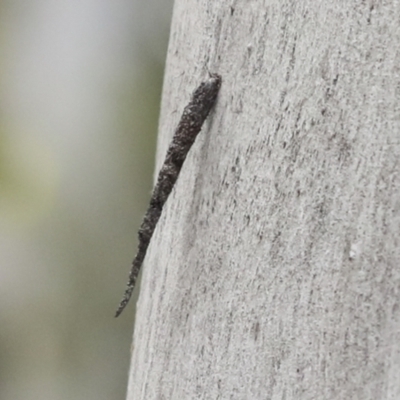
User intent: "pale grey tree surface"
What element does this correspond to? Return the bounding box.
[126,1,400,399]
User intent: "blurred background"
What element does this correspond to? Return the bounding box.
[0,0,173,399]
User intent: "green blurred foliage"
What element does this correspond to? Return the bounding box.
[0,1,172,399]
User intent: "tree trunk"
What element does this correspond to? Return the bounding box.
[127,1,400,399]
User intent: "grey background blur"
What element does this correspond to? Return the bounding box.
[0,1,173,399]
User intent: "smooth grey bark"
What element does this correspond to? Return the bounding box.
[127,1,400,399]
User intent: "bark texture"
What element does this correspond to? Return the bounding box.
[127,1,400,399]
